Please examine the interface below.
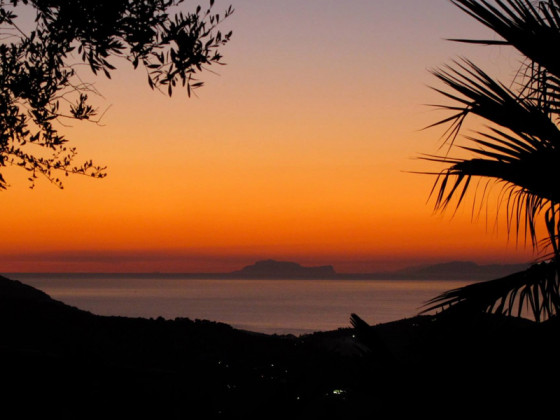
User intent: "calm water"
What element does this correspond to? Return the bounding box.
[11,274,473,335]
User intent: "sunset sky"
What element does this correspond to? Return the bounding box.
[0,0,539,273]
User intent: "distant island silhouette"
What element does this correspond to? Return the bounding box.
[3,259,530,281]
[229,259,337,279]
[386,260,530,281]
[223,259,529,281]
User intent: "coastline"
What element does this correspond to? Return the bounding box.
[2,274,558,417]
[4,274,479,334]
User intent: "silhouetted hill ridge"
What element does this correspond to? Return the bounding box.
[1,273,558,417]
[0,274,52,301]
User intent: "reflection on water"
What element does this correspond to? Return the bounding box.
[10,274,474,335]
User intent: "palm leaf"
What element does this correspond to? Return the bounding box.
[450,0,560,79]
[421,261,560,322]
[422,128,559,247]
[420,1,560,322]
[429,59,560,150]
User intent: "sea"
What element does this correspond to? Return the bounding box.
[8,274,475,335]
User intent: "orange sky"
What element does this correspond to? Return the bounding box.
[0,0,539,273]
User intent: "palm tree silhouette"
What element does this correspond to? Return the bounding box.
[350,4,560,406]
[351,1,560,334]
[419,0,560,321]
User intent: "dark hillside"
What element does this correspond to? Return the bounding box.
[2,275,560,417]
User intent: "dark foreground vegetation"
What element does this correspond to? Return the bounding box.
[2,274,560,418]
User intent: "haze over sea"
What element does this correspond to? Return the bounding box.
[12,274,473,335]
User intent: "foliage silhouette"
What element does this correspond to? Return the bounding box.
[419,0,560,321]
[0,0,233,189]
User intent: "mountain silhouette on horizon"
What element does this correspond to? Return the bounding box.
[229,259,337,279]
[390,260,530,280]
[226,259,530,280]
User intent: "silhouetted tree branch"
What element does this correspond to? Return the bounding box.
[0,0,233,188]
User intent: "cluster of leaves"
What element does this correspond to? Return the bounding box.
[420,0,560,321]
[0,0,232,188]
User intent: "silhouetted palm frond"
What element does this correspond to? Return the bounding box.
[449,0,560,78]
[422,123,560,247]
[421,261,560,321]
[425,1,560,249]
[427,59,560,149]
[420,0,560,322]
